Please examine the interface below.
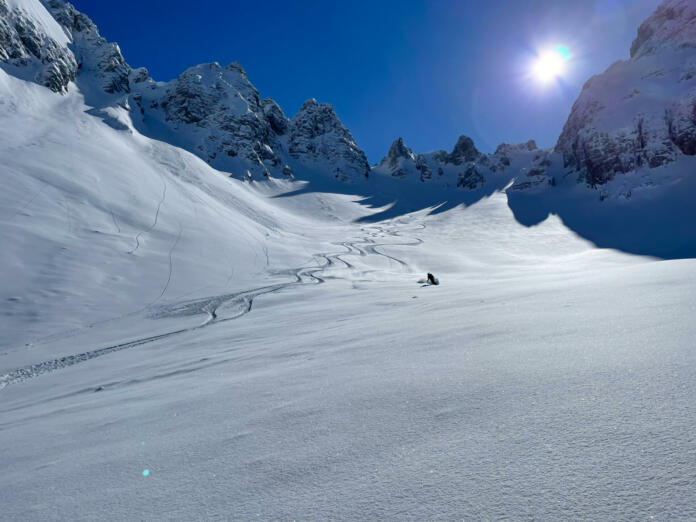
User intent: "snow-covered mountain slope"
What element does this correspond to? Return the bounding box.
[0,67,377,354]
[556,0,696,186]
[130,65,370,181]
[2,1,696,519]
[2,72,696,516]
[0,0,369,183]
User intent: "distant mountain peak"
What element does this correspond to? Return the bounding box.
[448,135,480,165]
[382,137,415,168]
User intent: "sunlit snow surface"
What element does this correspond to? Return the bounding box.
[1,70,696,520]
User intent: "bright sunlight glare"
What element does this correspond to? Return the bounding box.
[532,45,570,84]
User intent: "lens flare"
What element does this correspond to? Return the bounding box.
[555,44,570,60]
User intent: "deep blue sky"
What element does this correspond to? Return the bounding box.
[72,0,658,162]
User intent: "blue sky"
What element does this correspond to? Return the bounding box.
[72,0,658,162]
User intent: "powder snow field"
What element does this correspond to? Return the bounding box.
[2,70,696,520]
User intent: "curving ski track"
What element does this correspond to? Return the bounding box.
[127,175,167,255]
[0,222,424,389]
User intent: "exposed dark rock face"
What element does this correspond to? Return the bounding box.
[495,140,537,155]
[261,97,288,136]
[457,165,484,189]
[126,65,371,181]
[447,135,480,165]
[415,154,431,182]
[0,0,132,94]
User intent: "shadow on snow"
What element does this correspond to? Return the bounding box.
[276,168,696,260]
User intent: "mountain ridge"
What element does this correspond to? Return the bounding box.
[2,0,696,254]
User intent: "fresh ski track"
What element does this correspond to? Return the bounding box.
[0,221,425,389]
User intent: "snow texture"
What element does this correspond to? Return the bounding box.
[1,1,696,520]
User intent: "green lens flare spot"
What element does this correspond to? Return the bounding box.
[556,45,570,60]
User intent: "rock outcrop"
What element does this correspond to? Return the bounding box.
[44,0,131,94]
[0,0,76,92]
[130,61,288,179]
[287,98,370,181]
[0,0,371,182]
[373,135,541,190]
[129,73,370,181]
[556,0,696,186]
[6,0,693,194]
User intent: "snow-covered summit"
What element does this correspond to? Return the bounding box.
[129,71,370,181]
[287,98,370,181]
[0,0,131,95]
[0,0,371,182]
[129,61,289,179]
[556,0,696,187]
[43,0,131,94]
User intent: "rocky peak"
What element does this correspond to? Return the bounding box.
[129,59,290,179]
[372,133,491,188]
[44,0,131,94]
[225,60,246,75]
[298,97,318,111]
[630,0,696,58]
[288,99,370,181]
[0,0,133,94]
[0,1,372,183]
[381,137,415,168]
[160,62,260,124]
[448,135,480,165]
[495,140,537,155]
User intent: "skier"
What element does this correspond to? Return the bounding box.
[426,273,439,285]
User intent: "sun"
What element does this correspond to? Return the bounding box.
[532,45,570,84]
